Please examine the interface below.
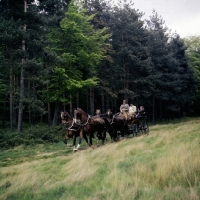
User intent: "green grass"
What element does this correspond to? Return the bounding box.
[0,118,200,200]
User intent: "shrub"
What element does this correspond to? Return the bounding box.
[0,125,65,149]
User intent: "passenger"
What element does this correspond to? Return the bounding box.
[120,100,129,120]
[136,105,147,118]
[129,103,137,117]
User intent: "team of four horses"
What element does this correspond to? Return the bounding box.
[61,108,149,151]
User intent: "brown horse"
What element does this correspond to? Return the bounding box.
[74,108,111,148]
[105,109,129,140]
[95,109,114,143]
[60,111,87,151]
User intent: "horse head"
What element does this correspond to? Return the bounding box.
[96,109,101,116]
[60,110,72,125]
[106,109,113,120]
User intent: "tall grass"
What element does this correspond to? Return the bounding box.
[0,118,200,200]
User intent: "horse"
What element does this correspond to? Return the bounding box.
[74,108,112,148]
[95,109,114,143]
[60,111,87,151]
[105,109,129,140]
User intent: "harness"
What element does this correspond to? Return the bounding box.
[74,113,95,128]
[81,114,92,126]
[107,112,120,125]
[66,118,81,132]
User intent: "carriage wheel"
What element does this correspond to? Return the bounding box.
[141,120,149,135]
[132,124,139,137]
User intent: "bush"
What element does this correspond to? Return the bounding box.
[0,125,65,149]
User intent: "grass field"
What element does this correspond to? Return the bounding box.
[0,117,200,200]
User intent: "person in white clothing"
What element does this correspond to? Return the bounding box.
[129,103,137,117]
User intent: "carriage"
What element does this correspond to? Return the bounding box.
[119,108,149,137]
[128,116,149,136]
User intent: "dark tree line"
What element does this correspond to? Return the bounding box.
[0,0,196,131]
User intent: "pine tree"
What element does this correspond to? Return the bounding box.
[0,0,50,130]
[146,11,196,120]
[167,35,195,116]
[107,1,151,108]
[185,36,200,114]
[146,10,172,121]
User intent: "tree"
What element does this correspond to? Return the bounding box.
[108,1,151,108]
[46,0,110,115]
[86,0,115,113]
[185,35,200,114]
[0,0,50,131]
[146,11,196,121]
[167,34,195,117]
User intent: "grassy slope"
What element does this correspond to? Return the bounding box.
[0,118,200,200]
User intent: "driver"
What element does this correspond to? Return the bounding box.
[120,100,129,120]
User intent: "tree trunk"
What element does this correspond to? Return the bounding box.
[17,64,24,132]
[178,107,181,118]
[90,86,94,115]
[10,67,13,131]
[46,79,51,126]
[101,92,105,113]
[70,95,73,116]
[2,95,6,128]
[76,92,79,108]
[14,75,17,125]
[63,93,66,111]
[47,102,51,127]
[123,58,128,102]
[87,89,89,113]
[159,100,162,122]
[53,102,58,126]
[152,96,155,124]
[28,80,31,126]
[17,0,26,132]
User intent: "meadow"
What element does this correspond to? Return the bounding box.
[0,118,200,200]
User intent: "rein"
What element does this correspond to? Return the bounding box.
[110,112,120,125]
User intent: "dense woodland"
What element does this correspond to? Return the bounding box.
[0,0,199,132]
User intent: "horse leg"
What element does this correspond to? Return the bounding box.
[63,135,69,145]
[121,128,125,138]
[83,134,90,146]
[89,133,93,146]
[105,125,113,142]
[72,135,78,151]
[75,136,83,150]
[76,131,85,150]
[102,131,106,145]
[112,128,117,142]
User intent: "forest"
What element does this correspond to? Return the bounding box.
[0,0,200,132]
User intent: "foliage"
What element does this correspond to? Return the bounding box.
[44,0,110,104]
[0,0,198,129]
[108,2,151,102]
[184,36,200,114]
[145,11,195,120]
[0,125,64,149]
